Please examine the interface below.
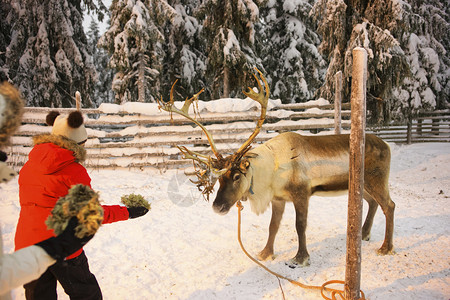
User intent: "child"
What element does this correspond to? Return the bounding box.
[0,82,96,299]
[14,108,148,300]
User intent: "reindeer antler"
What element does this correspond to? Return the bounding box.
[157,81,222,160]
[157,81,225,200]
[235,68,270,158]
[158,68,269,200]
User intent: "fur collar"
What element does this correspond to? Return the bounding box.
[32,134,86,162]
[0,82,24,146]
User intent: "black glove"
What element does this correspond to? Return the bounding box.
[36,217,94,261]
[127,206,149,219]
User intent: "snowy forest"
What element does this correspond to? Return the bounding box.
[0,0,448,124]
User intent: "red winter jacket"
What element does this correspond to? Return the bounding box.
[15,134,129,260]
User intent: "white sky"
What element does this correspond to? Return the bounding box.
[82,0,112,34]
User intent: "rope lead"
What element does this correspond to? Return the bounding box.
[235,201,365,300]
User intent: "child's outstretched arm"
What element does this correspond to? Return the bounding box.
[101,205,149,224]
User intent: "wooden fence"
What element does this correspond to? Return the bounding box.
[6,101,449,170]
[367,109,450,144]
[7,100,352,170]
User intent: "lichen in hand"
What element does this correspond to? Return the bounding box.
[120,193,151,210]
[46,184,104,238]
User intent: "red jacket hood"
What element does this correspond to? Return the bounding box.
[27,143,77,174]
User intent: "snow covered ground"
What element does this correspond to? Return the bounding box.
[1,142,449,299]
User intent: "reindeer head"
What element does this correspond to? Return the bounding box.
[158,68,269,214]
[212,155,256,214]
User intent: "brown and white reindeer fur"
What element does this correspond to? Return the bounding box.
[213,132,395,267]
[158,69,395,267]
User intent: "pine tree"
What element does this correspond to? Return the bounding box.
[98,0,176,103]
[258,0,326,104]
[390,0,449,122]
[311,0,449,124]
[4,0,101,108]
[161,0,206,100]
[0,1,13,79]
[197,0,264,99]
[87,18,114,106]
[311,0,409,123]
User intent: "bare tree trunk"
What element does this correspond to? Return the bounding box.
[407,108,412,144]
[345,47,367,300]
[223,66,230,98]
[138,52,145,102]
[335,71,343,134]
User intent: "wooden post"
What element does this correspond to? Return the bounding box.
[335,71,343,134]
[407,112,412,144]
[417,118,422,136]
[345,47,367,300]
[432,118,440,135]
[75,91,81,111]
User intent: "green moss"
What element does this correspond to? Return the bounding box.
[120,194,151,210]
[46,184,104,238]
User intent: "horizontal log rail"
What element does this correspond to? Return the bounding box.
[6,102,449,170]
[367,110,450,143]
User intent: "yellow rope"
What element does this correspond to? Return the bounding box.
[235,201,365,300]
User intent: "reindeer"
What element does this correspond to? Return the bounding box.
[158,69,395,267]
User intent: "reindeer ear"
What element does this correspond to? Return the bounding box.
[46,111,60,126]
[239,159,251,172]
[245,153,258,159]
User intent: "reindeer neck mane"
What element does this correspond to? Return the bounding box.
[245,149,274,215]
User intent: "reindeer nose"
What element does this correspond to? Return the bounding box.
[213,202,231,215]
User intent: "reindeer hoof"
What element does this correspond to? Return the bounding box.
[285,256,310,268]
[377,246,395,255]
[257,250,274,261]
[362,233,371,241]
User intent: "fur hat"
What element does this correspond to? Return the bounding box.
[0,82,24,182]
[0,82,24,146]
[46,111,88,144]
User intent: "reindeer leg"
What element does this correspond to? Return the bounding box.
[257,199,285,261]
[365,180,395,255]
[362,191,379,241]
[378,195,395,255]
[364,137,395,255]
[287,195,310,268]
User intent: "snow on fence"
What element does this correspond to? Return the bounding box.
[7,98,351,170]
[6,98,449,170]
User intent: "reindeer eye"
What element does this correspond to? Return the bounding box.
[232,173,241,181]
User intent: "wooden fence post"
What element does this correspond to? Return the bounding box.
[75,91,81,110]
[432,118,440,135]
[417,118,422,136]
[335,71,343,134]
[345,47,367,300]
[407,112,412,144]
